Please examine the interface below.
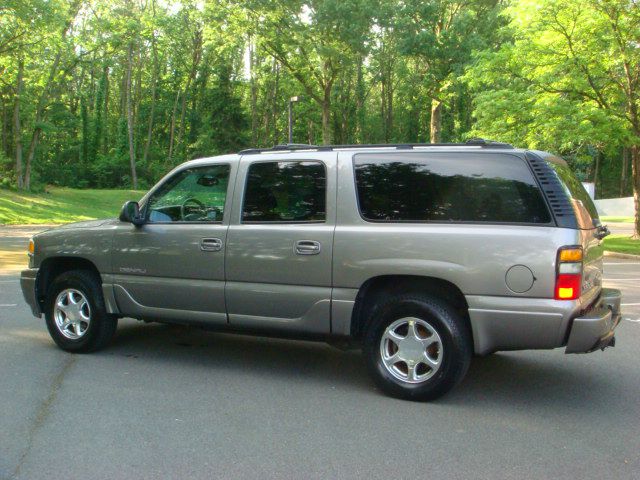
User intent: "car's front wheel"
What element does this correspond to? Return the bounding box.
[363,293,472,401]
[45,270,117,353]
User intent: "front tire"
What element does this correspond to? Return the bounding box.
[363,293,472,401]
[45,270,117,353]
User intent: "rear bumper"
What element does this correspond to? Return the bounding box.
[20,268,41,317]
[565,288,622,353]
[467,287,621,355]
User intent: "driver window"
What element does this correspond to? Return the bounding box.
[146,165,230,223]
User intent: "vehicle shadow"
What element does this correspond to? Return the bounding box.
[445,352,620,412]
[109,321,373,392]
[109,321,620,411]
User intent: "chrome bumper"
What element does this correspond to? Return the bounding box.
[565,288,622,354]
[20,268,41,317]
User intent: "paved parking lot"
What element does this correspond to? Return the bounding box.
[1,227,639,479]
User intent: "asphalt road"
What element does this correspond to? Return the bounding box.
[1,229,639,479]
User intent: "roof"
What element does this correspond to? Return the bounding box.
[238,138,515,155]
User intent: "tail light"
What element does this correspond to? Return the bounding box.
[555,246,583,300]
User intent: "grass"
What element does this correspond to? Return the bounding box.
[603,234,640,255]
[0,187,144,225]
[600,216,634,223]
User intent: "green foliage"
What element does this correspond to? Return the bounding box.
[0,0,636,204]
[601,216,634,224]
[466,0,639,199]
[603,235,640,255]
[0,187,144,225]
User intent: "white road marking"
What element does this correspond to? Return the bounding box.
[0,304,17,307]
[624,318,640,323]
[622,303,640,306]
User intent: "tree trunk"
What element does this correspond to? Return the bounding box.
[126,42,137,189]
[249,38,258,144]
[103,65,109,154]
[355,56,364,143]
[168,90,180,162]
[270,60,280,144]
[621,147,629,196]
[13,59,23,189]
[23,129,40,190]
[321,100,331,145]
[430,98,442,144]
[1,93,7,157]
[381,77,388,143]
[385,69,394,143]
[176,29,202,158]
[321,83,332,145]
[592,150,601,198]
[308,118,315,145]
[143,39,158,165]
[632,144,640,238]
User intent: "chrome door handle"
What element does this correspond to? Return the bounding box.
[200,238,223,252]
[295,240,321,255]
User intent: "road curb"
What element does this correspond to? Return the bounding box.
[604,251,640,260]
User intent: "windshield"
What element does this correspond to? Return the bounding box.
[546,161,599,229]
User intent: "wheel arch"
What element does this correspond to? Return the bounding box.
[350,275,471,341]
[37,256,102,307]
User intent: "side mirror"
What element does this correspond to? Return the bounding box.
[119,201,145,226]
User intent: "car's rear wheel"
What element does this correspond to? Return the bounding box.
[363,293,472,401]
[45,270,117,353]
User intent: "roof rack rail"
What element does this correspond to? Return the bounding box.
[238,138,513,155]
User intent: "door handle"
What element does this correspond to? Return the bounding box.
[200,238,223,252]
[295,240,321,255]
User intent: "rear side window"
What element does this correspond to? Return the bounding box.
[353,153,551,224]
[242,161,326,223]
[546,161,599,229]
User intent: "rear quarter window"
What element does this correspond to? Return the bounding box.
[353,152,551,224]
[546,161,599,229]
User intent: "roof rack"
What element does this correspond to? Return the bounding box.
[238,138,514,155]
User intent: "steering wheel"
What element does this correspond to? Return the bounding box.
[180,197,206,220]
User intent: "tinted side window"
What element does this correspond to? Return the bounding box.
[242,161,326,223]
[354,153,551,224]
[146,165,230,223]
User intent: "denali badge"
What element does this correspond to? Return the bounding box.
[119,267,147,274]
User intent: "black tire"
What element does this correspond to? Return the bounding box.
[44,269,118,353]
[363,293,472,401]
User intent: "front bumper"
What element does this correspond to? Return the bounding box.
[20,268,41,317]
[565,288,622,353]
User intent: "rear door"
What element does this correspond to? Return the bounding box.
[225,152,337,333]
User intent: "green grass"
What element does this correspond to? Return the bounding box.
[600,216,634,223]
[0,187,144,225]
[603,234,640,255]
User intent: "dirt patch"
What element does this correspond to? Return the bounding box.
[0,225,52,274]
[0,249,27,273]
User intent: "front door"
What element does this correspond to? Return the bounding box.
[225,153,336,333]
[112,161,235,324]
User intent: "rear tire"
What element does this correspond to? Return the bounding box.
[363,293,472,401]
[44,270,117,353]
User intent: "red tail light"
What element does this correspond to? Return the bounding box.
[554,273,581,300]
[555,246,583,300]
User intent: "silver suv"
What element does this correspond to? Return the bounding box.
[20,140,622,400]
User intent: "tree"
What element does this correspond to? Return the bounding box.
[244,0,377,145]
[396,0,502,143]
[467,0,640,234]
